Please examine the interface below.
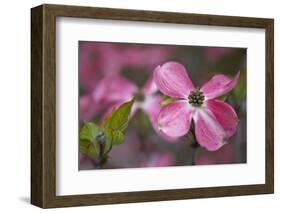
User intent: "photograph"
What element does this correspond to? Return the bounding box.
[79,41,247,170]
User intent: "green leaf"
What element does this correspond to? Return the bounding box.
[79,139,89,155]
[216,94,228,101]
[80,100,134,159]
[92,138,101,157]
[231,69,246,101]
[80,122,99,142]
[102,99,134,132]
[104,128,125,146]
[79,140,98,158]
[103,135,113,154]
[79,122,99,158]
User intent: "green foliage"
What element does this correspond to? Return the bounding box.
[102,99,134,132]
[80,140,98,158]
[160,96,176,106]
[79,99,134,163]
[230,69,246,101]
[80,122,99,142]
[79,123,99,158]
[104,128,125,145]
[216,95,228,101]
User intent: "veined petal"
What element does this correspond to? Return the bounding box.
[142,95,177,142]
[193,109,225,151]
[204,99,238,138]
[200,71,240,99]
[93,75,137,104]
[154,61,195,98]
[157,101,193,137]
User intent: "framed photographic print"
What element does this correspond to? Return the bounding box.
[31,4,274,208]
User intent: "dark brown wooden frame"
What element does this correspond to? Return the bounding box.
[31,4,274,208]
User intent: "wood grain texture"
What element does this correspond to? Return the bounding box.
[31,4,274,208]
[265,20,274,193]
[31,5,43,207]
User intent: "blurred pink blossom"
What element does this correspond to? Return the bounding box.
[79,95,103,121]
[154,61,239,151]
[93,74,175,141]
[93,75,138,104]
[79,42,174,121]
[79,42,173,92]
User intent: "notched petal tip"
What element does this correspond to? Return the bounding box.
[200,71,240,100]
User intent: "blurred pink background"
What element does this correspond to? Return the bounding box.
[79,41,247,170]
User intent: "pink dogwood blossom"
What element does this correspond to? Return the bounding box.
[79,42,172,92]
[93,74,174,141]
[154,61,240,151]
[79,42,174,121]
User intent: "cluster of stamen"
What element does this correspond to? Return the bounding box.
[188,89,205,107]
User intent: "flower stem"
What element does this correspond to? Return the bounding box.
[87,155,108,169]
[96,157,108,169]
[188,124,199,165]
[191,144,199,165]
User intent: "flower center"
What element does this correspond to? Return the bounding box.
[134,91,146,102]
[188,89,205,107]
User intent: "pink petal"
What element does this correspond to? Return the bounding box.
[154,61,195,98]
[205,99,238,138]
[93,75,137,104]
[143,73,158,95]
[157,101,193,137]
[142,96,162,127]
[193,109,225,151]
[142,95,177,142]
[200,71,240,99]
